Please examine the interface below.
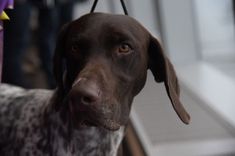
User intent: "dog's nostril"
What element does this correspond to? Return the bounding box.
[70,79,101,107]
[78,84,100,106]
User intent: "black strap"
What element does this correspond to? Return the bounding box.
[90,0,98,13]
[90,0,129,15]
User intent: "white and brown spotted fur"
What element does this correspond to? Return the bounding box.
[0,84,124,156]
[0,13,190,156]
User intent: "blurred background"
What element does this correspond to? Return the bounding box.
[2,0,235,155]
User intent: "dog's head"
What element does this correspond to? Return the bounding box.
[53,13,190,131]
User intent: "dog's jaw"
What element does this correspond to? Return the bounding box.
[50,109,125,156]
[68,100,122,131]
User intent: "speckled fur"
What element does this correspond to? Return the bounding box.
[0,84,124,156]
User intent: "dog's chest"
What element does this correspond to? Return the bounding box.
[1,121,124,156]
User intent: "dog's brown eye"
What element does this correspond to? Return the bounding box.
[118,43,131,53]
[71,45,79,52]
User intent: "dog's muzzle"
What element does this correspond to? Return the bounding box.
[68,77,121,131]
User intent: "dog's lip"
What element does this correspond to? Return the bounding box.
[82,119,120,131]
[69,101,120,131]
[79,120,98,127]
[74,115,121,131]
[99,119,121,131]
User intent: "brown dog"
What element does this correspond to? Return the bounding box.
[0,13,190,156]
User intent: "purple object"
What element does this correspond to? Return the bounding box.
[0,0,13,81]
[0,24,3,81]
[0,0,14,82]
[0,0,13,12]
[0,27,3,81]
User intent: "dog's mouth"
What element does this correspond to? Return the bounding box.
[76,118,121,131]
[69,105,121,131]
[68,99,121,131]
[79,120,98,127]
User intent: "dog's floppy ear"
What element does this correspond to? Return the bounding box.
[148,35,190,124]
[53,23,70,93]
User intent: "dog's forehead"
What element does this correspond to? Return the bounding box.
[69,13,148,39]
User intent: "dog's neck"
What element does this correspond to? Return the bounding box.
[66,127,124,156]
[45,98,125,156]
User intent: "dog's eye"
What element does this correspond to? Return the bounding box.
[71,45,79,52]
[118,43,132,53]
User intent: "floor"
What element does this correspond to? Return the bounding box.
[211,61,235,80]
[132,71,235,156]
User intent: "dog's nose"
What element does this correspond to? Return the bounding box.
[70,79,101,110]
[79,84,100,106]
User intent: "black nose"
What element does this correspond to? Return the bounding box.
[69,78,101,110]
